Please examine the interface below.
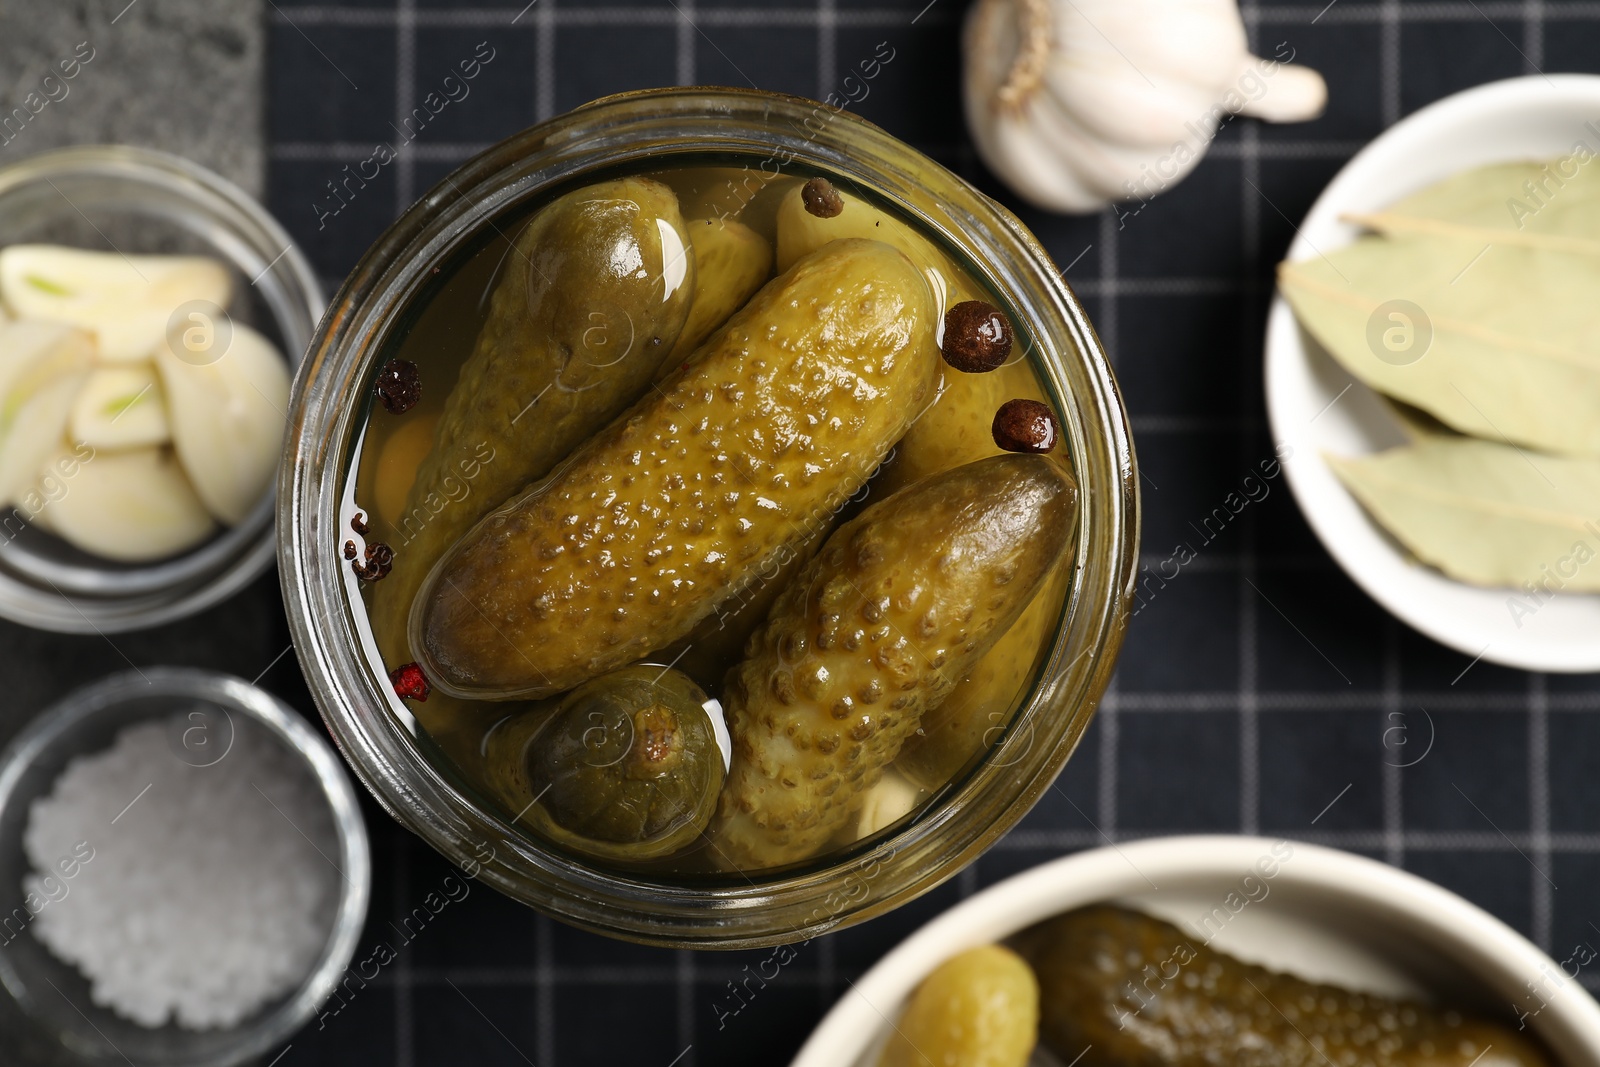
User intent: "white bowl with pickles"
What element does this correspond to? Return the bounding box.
[1265,74,1600,672]
[794,836,1600,1067]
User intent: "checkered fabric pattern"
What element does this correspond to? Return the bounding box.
[11,1,1592,1064]
[267,2,1600,1064]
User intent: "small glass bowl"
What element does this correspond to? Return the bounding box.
[282,88,1139,948]
[0,667,370,1067]
[0,146,323,633]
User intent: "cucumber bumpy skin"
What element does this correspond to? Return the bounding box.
[1023,904,1552,1067]
[887,363,1077,790]
[895,554,1074,790]
[712,453,1075,870]
[415,238,938,700]
[370,176,695,667]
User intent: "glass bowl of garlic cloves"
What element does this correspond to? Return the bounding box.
[0,146,322,633]
[281,88,1138,948]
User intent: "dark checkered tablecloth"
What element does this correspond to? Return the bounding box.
[9,1,1600,1064]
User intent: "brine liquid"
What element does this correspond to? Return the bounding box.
[347,159,1065,879]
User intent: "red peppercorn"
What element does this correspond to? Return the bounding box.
[992,399,1059,454]
[350,512,369,537]
[942,301,1013,373]
[390,662,431,702]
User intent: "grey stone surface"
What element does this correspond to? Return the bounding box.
[0,0,264,196]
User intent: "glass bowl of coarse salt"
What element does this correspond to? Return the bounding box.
[0,667,370,1067]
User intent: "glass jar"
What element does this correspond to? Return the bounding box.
[0,668,370,1066]
[280,87,1138,948]
[0,146,322,633]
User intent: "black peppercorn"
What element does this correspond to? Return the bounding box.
[801,177,844,219]
[375,359,422,415]
[992,399,1059,454]
[942,301,1014,373]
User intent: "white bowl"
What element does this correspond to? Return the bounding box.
[1264,74,1600,673]
[793,836,1600,1067]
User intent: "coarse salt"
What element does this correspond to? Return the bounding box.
[23,713,339,1030]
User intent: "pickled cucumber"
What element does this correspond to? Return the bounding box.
[662,217,772,369]
[415,238,938,700]
[370,177,695,666]
[645,517,831,695]
[775,184,972,451]
[484,666,723,863]
[884,349,1075,789]
[660,166,786,230]
[775,183,975,307]
[712,454,1075,869]
[876,944,1039,1067]
[1024,905,1552,1067]
[733,175,802,247]
[896,560,1073,790]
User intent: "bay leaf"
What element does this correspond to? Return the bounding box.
[1348,156,1600,253]
[1278,232,1600,456]
[1380,396,1456,442]
[1328,436,1600,591]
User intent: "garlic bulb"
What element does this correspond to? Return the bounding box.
[964,0,1328,213]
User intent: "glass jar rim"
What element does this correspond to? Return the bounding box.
[279,87,1139,948]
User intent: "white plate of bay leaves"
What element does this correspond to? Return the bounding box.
[1266,73,1600,673]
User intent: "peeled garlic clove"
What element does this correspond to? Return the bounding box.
[855,769,923,839]
[0,378,85,510]
[48,446,215,561]
[0,321,95,404]
[15,443,97,532]
[20,481,56,531]
[70,363,169,450]
[154,321,288,525]
[963,0,1327,213]
[0,245,231,362]
[0,321,94,506]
